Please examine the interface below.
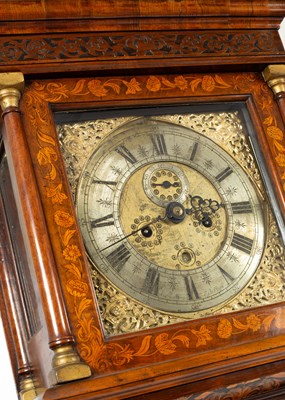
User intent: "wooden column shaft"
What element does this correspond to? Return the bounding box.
[0,194,31,377]
[273,92,285,127]
[0,84,74,349]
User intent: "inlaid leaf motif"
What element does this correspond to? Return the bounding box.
[173,334,190,348]
[46,183,67,204]
[76,298,93,320]
[105,81,121,94]
[88,79,108,97]
[267,126,283,141]
[274,141,285,153]
[134,335,152,356]
[36,129,56,146]
[45,82,70,101]
[62,229,76,246]
[161,77,176,88]
[190,78,202,91]
[111,344,134,366]
[214,74,231,87]
[262,315,275,332]
[44,163,57,180]
[69,79,88,95]
[37,146,58,166]
[63,263,81,279]
[233,317,248,331]
[263,116,274,126]
[275,153,285,167]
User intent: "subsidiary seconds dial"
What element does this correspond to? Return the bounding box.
[77,117,265,314]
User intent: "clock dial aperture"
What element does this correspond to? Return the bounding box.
[77,118,265,314]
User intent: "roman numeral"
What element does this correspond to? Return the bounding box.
[217,265,235,284]
[215,166,233,182]
[115,145,137,164]
[92,179,117,186]
[231,232,253,255]
[151,134,168,155]
[106,244,131,273]
[90,213,114,228]
[184,276,200,300]
[142,267,160,295]
[231,201,252,214]
[190,142,199,161]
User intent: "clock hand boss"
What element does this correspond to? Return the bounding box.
[100,215,164,252]
[100,201,188,252]
[101,194,225,252]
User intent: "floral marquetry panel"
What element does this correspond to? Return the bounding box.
[20,72,285,374]
[0,30,280,67]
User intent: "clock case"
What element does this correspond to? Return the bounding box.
[1,2,285,400]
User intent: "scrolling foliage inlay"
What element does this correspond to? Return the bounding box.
[21,72,285,373]
[0,31,277,65]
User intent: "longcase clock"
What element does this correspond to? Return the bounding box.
[1,2,285,400]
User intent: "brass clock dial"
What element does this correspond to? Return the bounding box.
[77,117,265,314]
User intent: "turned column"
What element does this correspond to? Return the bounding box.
[0,191,45,400]
[263,65,285,126]
[0,72,91,387]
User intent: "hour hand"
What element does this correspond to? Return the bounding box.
[151,180,180,189]
[187,195,224,214]
[186,194,224,227]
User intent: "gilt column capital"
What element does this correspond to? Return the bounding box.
[263,65,285,95]
[0,72,24,111]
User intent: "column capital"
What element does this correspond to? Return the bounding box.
[0,72,24,111]
[262,65,285,95]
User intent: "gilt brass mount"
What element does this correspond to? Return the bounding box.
[0,72,24,110]
[49,345,92,386]
[263,65,285,94]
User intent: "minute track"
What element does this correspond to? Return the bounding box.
[77,117,265,314]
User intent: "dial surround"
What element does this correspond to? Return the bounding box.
[77,118,265,314]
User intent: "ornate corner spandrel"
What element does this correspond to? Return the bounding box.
[0,72,24,110]
[262,65,285,95]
